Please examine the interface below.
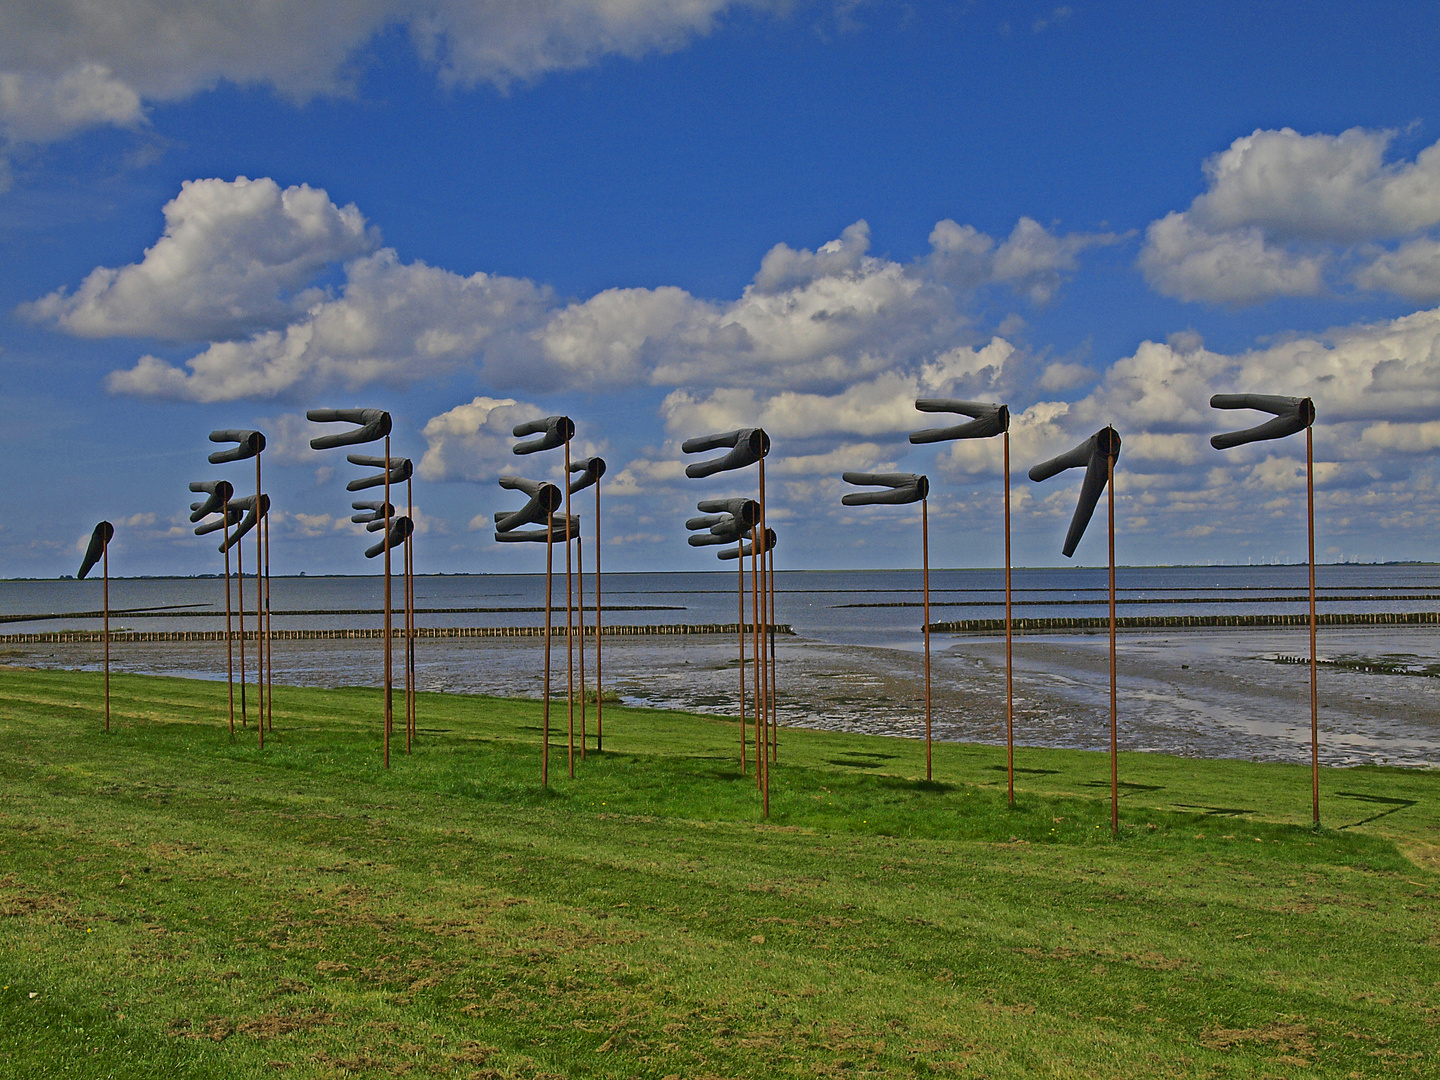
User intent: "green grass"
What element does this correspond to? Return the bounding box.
[1,667,1437,1079]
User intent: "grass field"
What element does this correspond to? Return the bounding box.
[1,666,1437,1079]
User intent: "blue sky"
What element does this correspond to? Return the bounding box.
[3,1,1439,577]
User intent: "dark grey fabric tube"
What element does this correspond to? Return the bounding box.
[346,458,413,491]
[683,428,769,478]
[568,456,607,494]
[718,529,777,559]
[512,416,575,455]
[188,479,235,521]
[1210,395,1315,449]
[493,514,580,543]
[194,506,243,535]
[696,497,760,527]
[219,494,270,552]
[307,409,391,449]
[494,479,563,532]
[207,429,266,464]
[910,400,1009,443]
[364,515,413,558]
[840,472,928,505]
[77,521,114,579]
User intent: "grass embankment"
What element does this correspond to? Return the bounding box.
[0,668,1437,1079]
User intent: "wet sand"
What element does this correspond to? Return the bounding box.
[7,625,1437,768]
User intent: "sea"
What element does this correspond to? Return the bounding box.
[3,565,1438,769]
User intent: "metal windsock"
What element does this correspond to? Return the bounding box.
[307,408,391,449]
[718,529,777,559]
[219,494,270,552]
[494,515,580,543]
[188,479,235,521]
[910,399,1010,443]
[77,521,114,579]
[346,455,413,491]
[568,456,606,494]
[351,500,395,524]
[512,415,575,455]
[365,516,413,559]
[1029,428,1122,558]
[696,497,760,528]
[841,472,929,505]
[495,476,563,533]
[207,429,266,463]
[1211,390,1321,826]
[682,428,770,478]
[1210,394,1315,449]
[687,514,748,546]
[194,505,243,535]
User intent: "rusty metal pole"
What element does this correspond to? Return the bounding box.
[543,507,553,787]
[1004,430,1014,806]
[577,533,586,759]
[406,475,415,752]
[923,495,931,782]
[758,456,770,817]
[383,434,392,769]
[594,478,604,753]
[565,439,575,778]
[256,453,265,751]
[102,540,110,732]
[1108,443,1118,836]
[1307,426,1319,827]
[263,505,273,733]
[768,525,778,764]
[738,534,747,774]
[222,495,234,735]
[750,523,764,799]
[236,529,246,727]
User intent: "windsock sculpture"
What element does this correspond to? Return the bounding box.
[350,454,418,751]
[1211,393,1322,826]
[496,468,568,785]
[190,479,238,733]
[910,400,1019,801]
[307,409,403,766]
[77,521,115,730]
[841,472,936,780]
[512,416,583,778]
[683,428,775,816]
[209,430,271,735]
[1029,427,1123,833]
[219,493,270,747]
[569,457,607,755]
[687,498,760,770]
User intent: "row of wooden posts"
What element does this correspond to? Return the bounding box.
[78,392,1324,829]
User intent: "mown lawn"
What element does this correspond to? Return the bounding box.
[0,666,1437,1079]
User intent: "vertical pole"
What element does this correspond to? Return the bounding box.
[263,508,273,732]
[758,458,770,816]
[594,479,604,753]
[768,524,778,764]
[383,435,392,770]
[406,476,414,752]
[223,497,234,736]
[102,541,110,732]
[543,509,553,787]
[923,496,931,782]
[750,525,763,799]
[577,534,586,759]
[738,534,747,774]
[565,440,575,779]
[1107,442,1118,836]
[1307,426,1319,827]
[237,530,246,727]
[256,455,265,748]
[1004,431,1014,807]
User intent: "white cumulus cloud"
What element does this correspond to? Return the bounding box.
[22,177,377,341]
[1140,127,1440,305]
